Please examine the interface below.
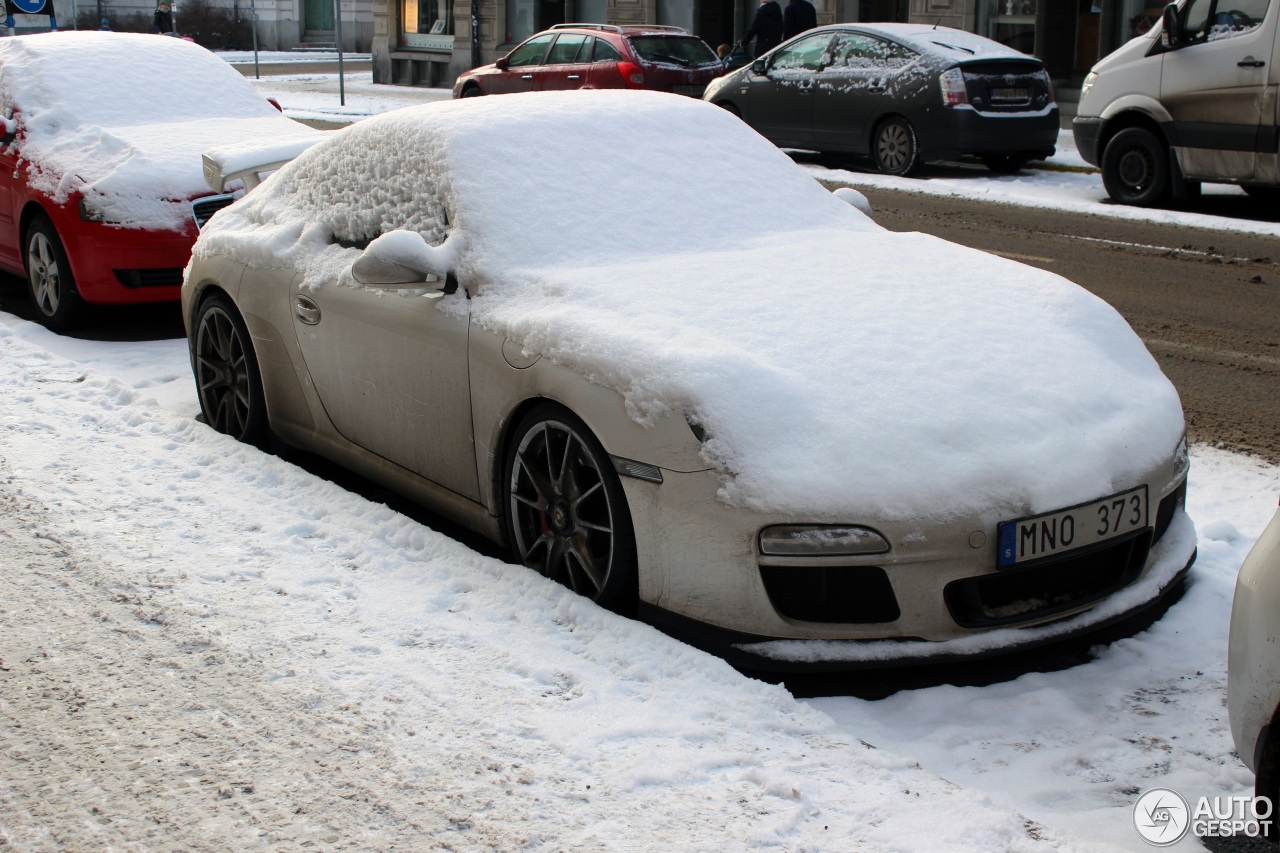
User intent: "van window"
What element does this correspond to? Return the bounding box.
[1179,0,1270,42]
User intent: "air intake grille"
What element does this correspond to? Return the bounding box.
[760,565,901,624]
[192,193,237,229]
[114,268,184,288]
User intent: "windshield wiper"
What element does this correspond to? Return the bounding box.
[649,52,692,66]
[931,41,975,54]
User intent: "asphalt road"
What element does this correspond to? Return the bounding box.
[845,184,1280,466]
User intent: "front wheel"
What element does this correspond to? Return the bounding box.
[25,215,85,332]
[1101,127,1170,207]
[193,294,268,447]
[504,405,638,612]
[460,85,484,98]
[872,117,920,177]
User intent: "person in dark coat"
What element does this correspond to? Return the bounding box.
[742,0,783,59]
[783,0,817,39]
[154,2,173,34]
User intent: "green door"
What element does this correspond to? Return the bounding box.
[305,0,334,31]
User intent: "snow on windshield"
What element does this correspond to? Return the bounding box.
[199,90,1183,521]
[0,32,322,231]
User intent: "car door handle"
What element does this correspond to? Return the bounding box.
[521,74,534,79]
[1239,56,1266,67]
[295,294,320,325]
[567,74,580,80]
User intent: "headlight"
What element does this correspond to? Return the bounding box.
[1167,432,1190,491]
[1080,71,1098,98]
[78,196,120,223]
[758,524,890,557]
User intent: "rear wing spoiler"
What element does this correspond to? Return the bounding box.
[201,136,322,193]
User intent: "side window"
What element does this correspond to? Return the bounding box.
[546,33,589,64]
[829,34,918,69]
[506,33,554,67]
[769,33,835,72]
[593,38,622,62]
[1179,0,1270,42]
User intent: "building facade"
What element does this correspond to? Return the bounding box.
[371,0,1162,88]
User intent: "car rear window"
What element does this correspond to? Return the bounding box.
[627,36,719,68]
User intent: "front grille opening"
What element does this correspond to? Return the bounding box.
[760,565,900,624]
[192,194,236,229]
[945,531,1152,629]
[114,268,184,288]
[1154,479,1187,545]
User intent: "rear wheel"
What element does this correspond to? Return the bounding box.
[193,294,268,447]
[460,85,484,98]
[24,214,85,332]
[1101,127,1170,207]
[872,116,920,177]
[504,405,638,612]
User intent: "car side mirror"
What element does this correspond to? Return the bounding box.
[350,230,457,292]
[495,56,510,70]
[751,59,768,76]
[1161,3,1181,49]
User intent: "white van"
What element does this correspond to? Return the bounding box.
[1073,0,1280,206]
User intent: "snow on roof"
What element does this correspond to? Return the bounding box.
[855,23,1038,61]
[0,31,323,231]
[198,90,1183,521]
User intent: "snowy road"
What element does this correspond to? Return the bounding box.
[0,299,1277,851]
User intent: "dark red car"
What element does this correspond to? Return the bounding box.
[453,24,723,99]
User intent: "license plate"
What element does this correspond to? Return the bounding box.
[997,486,1148,567]
[674,84,706,97]
[990,87,1030,102]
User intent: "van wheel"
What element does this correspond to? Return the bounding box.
[1102,127,1170,207]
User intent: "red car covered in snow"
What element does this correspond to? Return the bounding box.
[0,31,321,331]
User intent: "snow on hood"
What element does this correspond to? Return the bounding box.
[197,90,1184,521]
[0,31,323,231]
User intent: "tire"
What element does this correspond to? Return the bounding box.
[872,116,920,177]
[981,153,1030,174]
[504,404,638,612]
[716,101,742,118]
[192,294,268,447]
[1101,127,1170,207]
[460,85,484,98]
[24,214,85,332]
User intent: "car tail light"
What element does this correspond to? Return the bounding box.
[266,96,283,112]
[617,61,645,88]
[939,67,968,107]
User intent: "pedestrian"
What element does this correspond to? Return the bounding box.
[98,16,111,30]
[742,0,783,58]
[783,0,817,39]
[154,2,173,34]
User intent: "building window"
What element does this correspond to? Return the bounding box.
[402,0,454,49]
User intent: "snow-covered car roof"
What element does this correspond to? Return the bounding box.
[844,23,1040,62]
[197,90,1183,521]
[0,31,323,231]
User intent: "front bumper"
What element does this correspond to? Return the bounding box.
[1228,508,1280,774]
[1072,116,1105,166]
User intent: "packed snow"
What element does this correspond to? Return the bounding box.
[0,302,1275,851]
[0,32,321,230]
[195,90,1184,522]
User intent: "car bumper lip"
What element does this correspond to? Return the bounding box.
[641,510,1196,672]
[1072,116,1105,166]
[925,106,1060,158]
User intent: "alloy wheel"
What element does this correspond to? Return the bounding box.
[27,230,61,317]
[508,418,618,600]
[195,304,254,438]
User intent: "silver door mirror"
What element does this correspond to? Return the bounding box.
[350,230,456,290]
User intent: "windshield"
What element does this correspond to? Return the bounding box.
[628,35,720,67]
